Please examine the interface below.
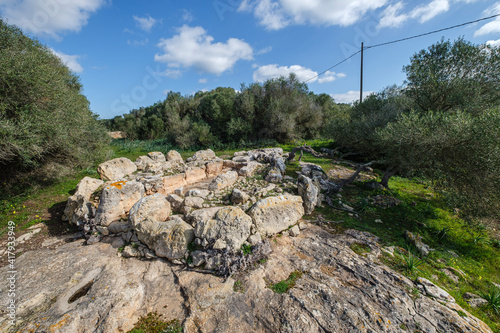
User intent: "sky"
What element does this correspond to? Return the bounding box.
[1,0,499,119]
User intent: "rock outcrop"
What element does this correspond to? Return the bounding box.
[97,157,137,181]
[63,177,103,225]
[0,226,492,333]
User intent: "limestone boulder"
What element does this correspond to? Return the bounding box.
[208,171,238,191]
[238,161,262,177]
[97,157,137,181]
[185,166,206,184]
[185,207,223,226]
[247,194,304,237]
[186,149,216,163]
[129,193,171,229]
[147,151,166,163]
[166,194,184,211]
[248,147,283,162]
[194,206,252,251]
[166,150,183,162]
[297,175,319,214]
[163,159,186,174]
[134,155,154,171]
[63,177,103,225]
[94,180,145,227]
[185,189,210,198]
[183,196,204,209]
[231,188,249,204]
[159,173,187,195]
[136,175,163,195]
[265,167,283,183]
[205,159,223,176]
[152,216,195,260]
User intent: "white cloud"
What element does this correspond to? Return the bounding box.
[159,68,183,79]
[239,0,387,30]
[133,15,157,32]
[256,46,273,55]
[475,3,500,36]
[410,0,449,23]
[379,0,452,29]
[253,64,345,83]
[162,89,171,95]
[0,0,105,38]
[379,2,408,28]
[331,90,374,104]
[182,9,194,22]
[487,39,500,47]
[50,49,83,73]
[198,78,208,83]
[155,25,254,76]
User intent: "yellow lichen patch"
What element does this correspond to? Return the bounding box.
[49,313,70,332]
[110,180,126,190]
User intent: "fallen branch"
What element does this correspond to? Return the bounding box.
[287,144,327,161]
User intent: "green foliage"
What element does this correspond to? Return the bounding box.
[105,74,337,149]
[128,312,182,333]
[269,271,303,294]
[241,243,252,256]
[233,280,245,293]
[481,287,500,314]
[399,248,424,275]
[0,18,110,190]
[350,242,371,256]
[403,37,500,114]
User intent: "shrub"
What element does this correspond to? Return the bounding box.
[0,18,110,190]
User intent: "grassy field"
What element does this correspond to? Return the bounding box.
[1,139,499,332]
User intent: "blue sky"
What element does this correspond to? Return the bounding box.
[1,0,499,119]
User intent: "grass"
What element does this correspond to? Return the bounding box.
[481,287,500,315]
[269,271,303,294]
[241,243,252,256]
[350,242,371,256]
[233,280,245,293]
[398,247,424,275]
[128,312,182,333]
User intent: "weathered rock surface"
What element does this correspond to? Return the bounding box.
[147,151,166,163]
[208,171,238,191]
[129,193,171,228]
[2,226,492,333]
[404,230,432,256]
[297,175,319,215]
[63,177,103,225]
[97,157,137,181]
[186,149,216,163]
[231,188,249,204]
[248,195,304,237]
[238,161,262,177]
[194,206,252,251]
[136,175,163,195]
[166,150,183,162]
[167,194,184,211]
[134,216,194,260]
[94,180,145,227]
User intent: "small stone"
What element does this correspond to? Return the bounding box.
[202,238,209,247]
[289,225,300,237]
[375,219,383,224]
[122,245,140,258]
[282,231,289,237]
[213,239,227,250]
[248,234,262,245]
[174,187,184,196]
[298,222,307,230]
[86,234,101,245]
[96,226,109,236]
[111,237,125,249]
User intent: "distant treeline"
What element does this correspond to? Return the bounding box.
[103,74,350,149]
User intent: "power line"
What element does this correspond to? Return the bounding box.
[304,51,360,83]
[365,13,500,50]
[305,13,500,83]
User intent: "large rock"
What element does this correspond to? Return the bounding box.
[63,177,103,225]
[134,155,154,171]
[136,175,163,195]
[159,173,187,195]
[185,207,223,226]
[135,216,194,260]
[183,196,204,209]
[94,180,145,227]
[97,157,137,181]
[205,159,223,176]
[186,149,216,163]
[231,188,249,204]
[163,159,186,174]
[194,206,252,251]
[265,167,283,183]
[129,193,171,229]
[297,175,319,214]
[185,166,206,184]
[0,226,493,333]
[238,161,262,177]
[248,147,283,162]
[166,194,184,211]
[248,195,304,237]
[166,150,183,162]
[147,151,166,163]
[208,171,238,191]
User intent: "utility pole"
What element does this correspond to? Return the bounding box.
[360,42,364,104]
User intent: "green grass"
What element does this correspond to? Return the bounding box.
[128,312,182,333]
[241,243,252,256]
[269,271,304,294]
[350,242,372,256]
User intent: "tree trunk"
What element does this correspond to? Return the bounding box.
[380,167,398,188]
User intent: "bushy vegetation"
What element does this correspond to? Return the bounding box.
[325,38,500,218]
[0,18,110,193]
[104,74,347,149]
